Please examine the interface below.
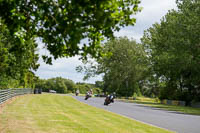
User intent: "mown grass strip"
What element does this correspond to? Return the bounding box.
[0,94,173,133]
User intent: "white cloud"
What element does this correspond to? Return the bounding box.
[35,0,177,83]
[115,0,177,42]
[35,54,102,83]
[114,27,142,42]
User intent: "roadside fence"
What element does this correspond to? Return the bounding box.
[0,88,33,105]
[161,99,186,106]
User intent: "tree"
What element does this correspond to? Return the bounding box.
[63,79,76,93]
[141,0,200,104]
[35,78,47,91]
[0,0,141,62]
[95,81,104,90]
[35,77,77,93]
[0,20,39,89]
[78,37,148,96]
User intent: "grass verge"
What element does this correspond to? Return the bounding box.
[0,94,173,133]
[117,97,200,115]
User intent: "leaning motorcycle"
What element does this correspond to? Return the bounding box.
[104,95,114,105]
[85,92,91,100]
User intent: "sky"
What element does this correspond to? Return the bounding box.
[34,0,177,84]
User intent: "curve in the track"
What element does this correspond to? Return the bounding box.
[73,96,200,133]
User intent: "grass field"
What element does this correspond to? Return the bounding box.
[0,94,173,133]
[117,97,200,115]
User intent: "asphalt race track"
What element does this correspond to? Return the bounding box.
[73,96,200,133]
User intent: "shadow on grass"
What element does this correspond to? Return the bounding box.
[135,103,200,116]
[117,99,200,116]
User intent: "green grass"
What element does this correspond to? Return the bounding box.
[117,97,200,115]
[0,94,173,133]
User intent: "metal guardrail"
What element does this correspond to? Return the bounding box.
[161,99,186,106]
[0,88,33,105]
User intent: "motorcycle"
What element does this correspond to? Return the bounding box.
[104,95,115,105]
[75,92,79,96]
[85,92,92,100]
[75,89,80,96]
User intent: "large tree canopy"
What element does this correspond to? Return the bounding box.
[0,0,141,62]
[0,20,39,89]
[101,37,148,96]
[141,0,200,104]
[77,37,148,96]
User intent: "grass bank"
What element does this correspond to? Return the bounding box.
[0,94,173,133]
[117,97,200,115]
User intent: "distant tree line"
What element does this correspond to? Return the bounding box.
[35,77,103,94]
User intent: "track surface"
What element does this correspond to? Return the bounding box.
[73,96,200,133]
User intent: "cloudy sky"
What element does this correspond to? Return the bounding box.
[35,0,177,83]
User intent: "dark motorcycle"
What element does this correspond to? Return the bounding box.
[85,92,92,100]
[104,95,115,105]
[75,92,79,96]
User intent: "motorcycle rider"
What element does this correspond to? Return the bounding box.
[75,89,80,96]
[85,89,93,100]
[90,89,93,94]
[104,92,116,105]
[109,92,116,103]
[88,89,93,96]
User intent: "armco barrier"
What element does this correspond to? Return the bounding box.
[115,96,186,107]
[161,99,185,106]
[0,88,33,105]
